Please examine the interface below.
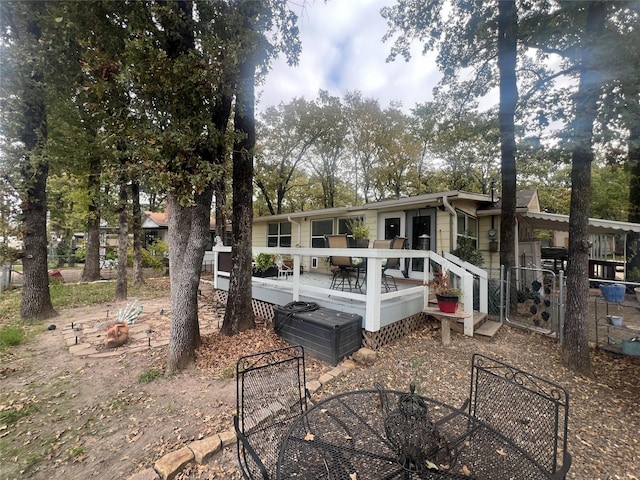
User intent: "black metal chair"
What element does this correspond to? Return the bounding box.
[380,236,407,291]
[234,345,309,480]
[468,353,571,479]
[325,234,359,291]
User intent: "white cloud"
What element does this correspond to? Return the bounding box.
[258,0,443,112]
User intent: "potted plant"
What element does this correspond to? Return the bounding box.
[427,268,462,313]
[348,218,370,248]
[253,253,278,277]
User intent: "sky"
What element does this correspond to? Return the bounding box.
[257,0,443,114]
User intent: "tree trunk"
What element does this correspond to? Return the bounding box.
[626,123,640,275]
[497,0,518,311]
[82,154,101,281]
[166,190,213,372]
[221,56,256,335]
[131,181,145,285]
[562,2,607,375]
[114,170,128,301]
[19,10,56,321]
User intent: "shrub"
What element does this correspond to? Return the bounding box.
[0,323,25,348]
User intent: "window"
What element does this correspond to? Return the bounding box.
[311,219,333,248]
[267,221,292,247]
[385,217,401,240]
[457,212,478,248]
[337,216,363,236]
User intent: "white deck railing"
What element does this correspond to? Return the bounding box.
[208,246,485,335]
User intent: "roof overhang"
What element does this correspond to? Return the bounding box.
[519,212,640,235]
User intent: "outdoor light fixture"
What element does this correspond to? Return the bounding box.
[146,329,154,347]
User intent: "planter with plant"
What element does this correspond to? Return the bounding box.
[253,253,278,277]
[348,218,370,248]
[427,268,462,313]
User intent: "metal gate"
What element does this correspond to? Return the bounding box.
[506,266,565,341]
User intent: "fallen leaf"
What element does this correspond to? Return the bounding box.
[349,474,357,480]
[304,432,315,441]
[462,465,471,476]
[496,448,506,456]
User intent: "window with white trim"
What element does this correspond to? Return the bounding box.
[267,221,292,247]
[457,212,478,248]
[311,219,333,248]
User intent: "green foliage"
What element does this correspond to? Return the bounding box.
[0,244,19,264]
[254,253,275,272]
[452,236,484,267]
[73,247,86,263]
[0,323,25,348]
[0,403,35,425]
[138,368,163,384]
[626,267,640,283]
[126,240,168,270]
[347,218,370,239]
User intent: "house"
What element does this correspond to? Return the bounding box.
[251,189,640,282]
[142,210,222,249]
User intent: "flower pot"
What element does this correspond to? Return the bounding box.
[436,294,459,314]
[608,315,624,327]
[599,284,625,303]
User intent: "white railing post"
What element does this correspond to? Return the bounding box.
[364,258,383,332]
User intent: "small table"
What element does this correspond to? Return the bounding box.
[276,389,555,480]
[423,307,472,345]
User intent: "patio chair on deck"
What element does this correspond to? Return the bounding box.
[325,234,358,291]
[234,345,309,480]
[468,353,571,479]
[372,239,393,291]
[378,236,407,291]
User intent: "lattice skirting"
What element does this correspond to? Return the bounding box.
[362,312,429,350]
[213,289,427,351]
[213,290,275,324]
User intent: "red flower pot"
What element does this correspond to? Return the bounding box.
[436,294,459,313]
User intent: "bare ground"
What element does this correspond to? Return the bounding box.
[1,278,639,480]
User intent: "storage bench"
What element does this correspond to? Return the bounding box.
[274,305,362,365]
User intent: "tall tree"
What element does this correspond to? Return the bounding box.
[562,2,607,374]
[497,0,519,311]
[221,0,301,336]
[255,97,324,214]
[0,1,56,320]
[382,0,521,263]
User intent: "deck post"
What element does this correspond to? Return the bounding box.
[364,258,383,332]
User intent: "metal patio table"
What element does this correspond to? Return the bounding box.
[276,388,556,480]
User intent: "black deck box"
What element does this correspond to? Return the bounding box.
[274,306,362,365]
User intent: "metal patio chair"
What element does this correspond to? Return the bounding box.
[379,236,407,291]
[234,345,309,480]
[325,234,358,291]
[468,353,571,479]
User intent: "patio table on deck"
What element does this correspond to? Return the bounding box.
[276,389,556,480]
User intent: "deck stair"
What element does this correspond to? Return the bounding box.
[425,302,502,343]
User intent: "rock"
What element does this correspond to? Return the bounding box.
[127,468,160,480]
[189,435,221,464]
[154,447,194,480]
[352,347,377,365]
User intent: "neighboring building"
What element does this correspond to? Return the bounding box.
[141,210,220,249]
[252,189,640,281]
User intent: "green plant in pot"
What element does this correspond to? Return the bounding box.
[254,253,276,273]
[427,268,462,313]
[348,218,370,248]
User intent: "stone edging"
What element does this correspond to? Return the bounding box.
[126,348,377,480]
